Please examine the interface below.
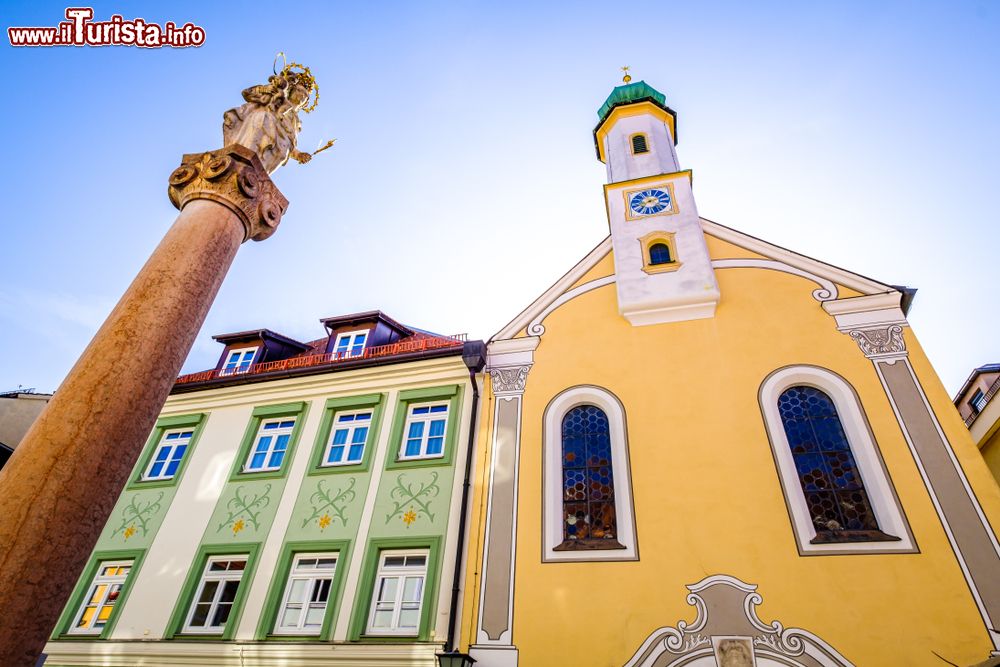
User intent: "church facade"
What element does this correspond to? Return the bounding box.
[40,80,1000,667]
[462,80,1000,667]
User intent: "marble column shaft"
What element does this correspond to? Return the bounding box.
[0,145,286,666]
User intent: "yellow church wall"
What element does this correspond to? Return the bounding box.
[493,261,995,666]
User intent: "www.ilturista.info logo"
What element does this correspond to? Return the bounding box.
[8,8,205,48]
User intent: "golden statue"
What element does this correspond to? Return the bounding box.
[223,58,330,174]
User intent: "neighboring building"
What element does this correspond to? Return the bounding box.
[44,311,485,667]
[0,389,53,470]
[954,364,1000,485]
[462,80,1000,666]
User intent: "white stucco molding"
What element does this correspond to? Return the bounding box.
[701,218,893,297]
[623,575,856,667]
[822,293,909,361]
[487,337,539,397]
[712,258,838,302]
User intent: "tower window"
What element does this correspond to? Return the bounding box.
[648,243,672,266]
[631,134,649,154]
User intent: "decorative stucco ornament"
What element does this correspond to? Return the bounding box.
[222,56,334,174]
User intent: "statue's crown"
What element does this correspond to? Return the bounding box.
[280,60,319,113]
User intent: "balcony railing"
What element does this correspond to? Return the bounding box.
[176,334,467,386]
[965,375,1000,428]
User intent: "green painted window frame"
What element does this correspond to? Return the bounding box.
[51,548,147,641]
[228,401,310,482]
[254,539,352,640]
[127,413,209,490]
[307,394,386,475]
[384,385,464,470]
[165,542,262,640]
[347,535,443,642]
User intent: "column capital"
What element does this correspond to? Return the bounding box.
[489,365,531,396]
[847,324,907,361]
[168,144,288,243]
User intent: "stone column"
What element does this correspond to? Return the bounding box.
[471,337,538,667]
[825,294,1000,655]
[0,145,287,667]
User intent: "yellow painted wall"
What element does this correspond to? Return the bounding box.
[982,432,1000,487]
[464,236,1000,665]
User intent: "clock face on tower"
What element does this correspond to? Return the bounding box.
[628,188,673,216]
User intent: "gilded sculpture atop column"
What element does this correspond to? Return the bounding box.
[223,58,332,174]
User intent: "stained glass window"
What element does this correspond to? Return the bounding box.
[778,386,880,539]
[649,242,672,265]
[561,405,618,544]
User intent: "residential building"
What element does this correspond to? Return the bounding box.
[462,79,1000,666]
[0,389,53,470]
[43,311,485,667]
[954,364,1000,485]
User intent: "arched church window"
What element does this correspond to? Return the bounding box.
[777,385,891,543]
[631,134,649,154]
[648,242,672,265]
[559,405,620,547]
[543,385,637,561]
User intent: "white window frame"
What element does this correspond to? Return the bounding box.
[365,550,428,636]
[333,330,369,359]
[398,402,450,461]
[221,347,258,376]
[183,555,248,634]
[542,385,638,562]
[68,560,133,635]
[274,552,338,635]
[322,410,373,467]
[243,417,296,473]
[142,428,194,481]
[759,365,916,554]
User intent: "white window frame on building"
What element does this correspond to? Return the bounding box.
[366,550,428,636]
[142,428,194,481]
[183,556,248,634]
[398,402,449,460]
[274,553,338,635]
[221,347,258,376]
[758,365,916,555]
[323,410,373,466]
[243,418,296,473]
[333,330,369,359]
[68,560,133,635]
[542,385,639,562]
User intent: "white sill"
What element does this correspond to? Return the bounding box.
[319,458,364,468]
[396,453,445,462]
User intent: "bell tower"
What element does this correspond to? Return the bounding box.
[596,71,720,325]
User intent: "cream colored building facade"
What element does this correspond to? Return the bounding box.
[955,365,1000,486]
[461,80,1000,667]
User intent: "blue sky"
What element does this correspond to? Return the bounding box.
[1,1,998,395]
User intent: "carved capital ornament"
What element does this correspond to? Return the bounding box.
[489,365,531,396]
[847,324,907,360]
[168,145,289,243]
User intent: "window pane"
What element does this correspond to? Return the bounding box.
[305,605,326,626]
[164,458,181,477]
[402,576,423,602]
[148,461,165,478]
[313,578,332,602]
[190,603,211,627]
[352,426,369,445]
[426,437,444,456]
[347,443,365,462]
[560,405,617,543]
[384,556,406,567]
[287,579,307,603]
[211,602,232,627]
[332,429,349,446]
[280,605,301,628]
[377,577,398,602]
[219,581,239,604]
[398,607,420,628]
[428,420,445,437]
[268,450,285,468]
[197,581,219,601]
[407,422,425,439]
[371,609,393,628]
[405,438,422,457]
[327,445,345,464]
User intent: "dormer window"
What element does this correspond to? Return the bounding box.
[631,133,649,154]
[333,330,368,359]
[221,347,258,376]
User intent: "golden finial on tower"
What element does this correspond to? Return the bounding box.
[621,66,632,84]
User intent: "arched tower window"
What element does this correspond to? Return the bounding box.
[759,365,914,554]
[560,405,619,546]
[648,243,672,266]
[778,386,884,541]
[631,134,649,154]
